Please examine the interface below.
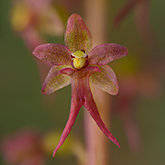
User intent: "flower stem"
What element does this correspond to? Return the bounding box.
[84,0,111,165]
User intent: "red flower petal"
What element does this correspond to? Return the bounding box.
[42,65,71,95]
[84,83,120,148]
[90,65,119,95]
[53,95,83,157]
[65,13,92,53]
[88,43,128,65]
[32,43,72,66]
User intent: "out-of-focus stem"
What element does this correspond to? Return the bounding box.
[84,0,107,44]
[84,93,111,165]
[135,0,156,46]
[84,0,111,165]
[21,27,50,82]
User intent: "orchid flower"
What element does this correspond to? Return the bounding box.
[33,13,128,157]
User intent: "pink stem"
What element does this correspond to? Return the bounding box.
[135,0,157,46]
[84,0,111,164]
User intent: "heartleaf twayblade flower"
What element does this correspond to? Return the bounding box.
[33,13,128,157]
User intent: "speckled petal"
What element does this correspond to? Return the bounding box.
[53,95,83,157]
[42,65,71,95]
[33,43,72,65]
[65,13,92,53]
[90,65,119,95]
[88,43,128,65]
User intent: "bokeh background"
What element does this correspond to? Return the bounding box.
[0,0,165,165]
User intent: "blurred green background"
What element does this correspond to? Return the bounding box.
[0,0,165,165]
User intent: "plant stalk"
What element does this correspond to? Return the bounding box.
[84,0,111,165]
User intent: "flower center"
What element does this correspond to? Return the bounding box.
[71,50,88,69]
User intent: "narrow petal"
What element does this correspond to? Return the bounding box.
[53,76,85,157]
[65,13,92,53]
[42,65,71,95]
[88,43,128,65]
[33,43,72,65]
[53,98,83,157]
[84,96,120,147]
[90,65,119,95]
[84,84,120,147]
